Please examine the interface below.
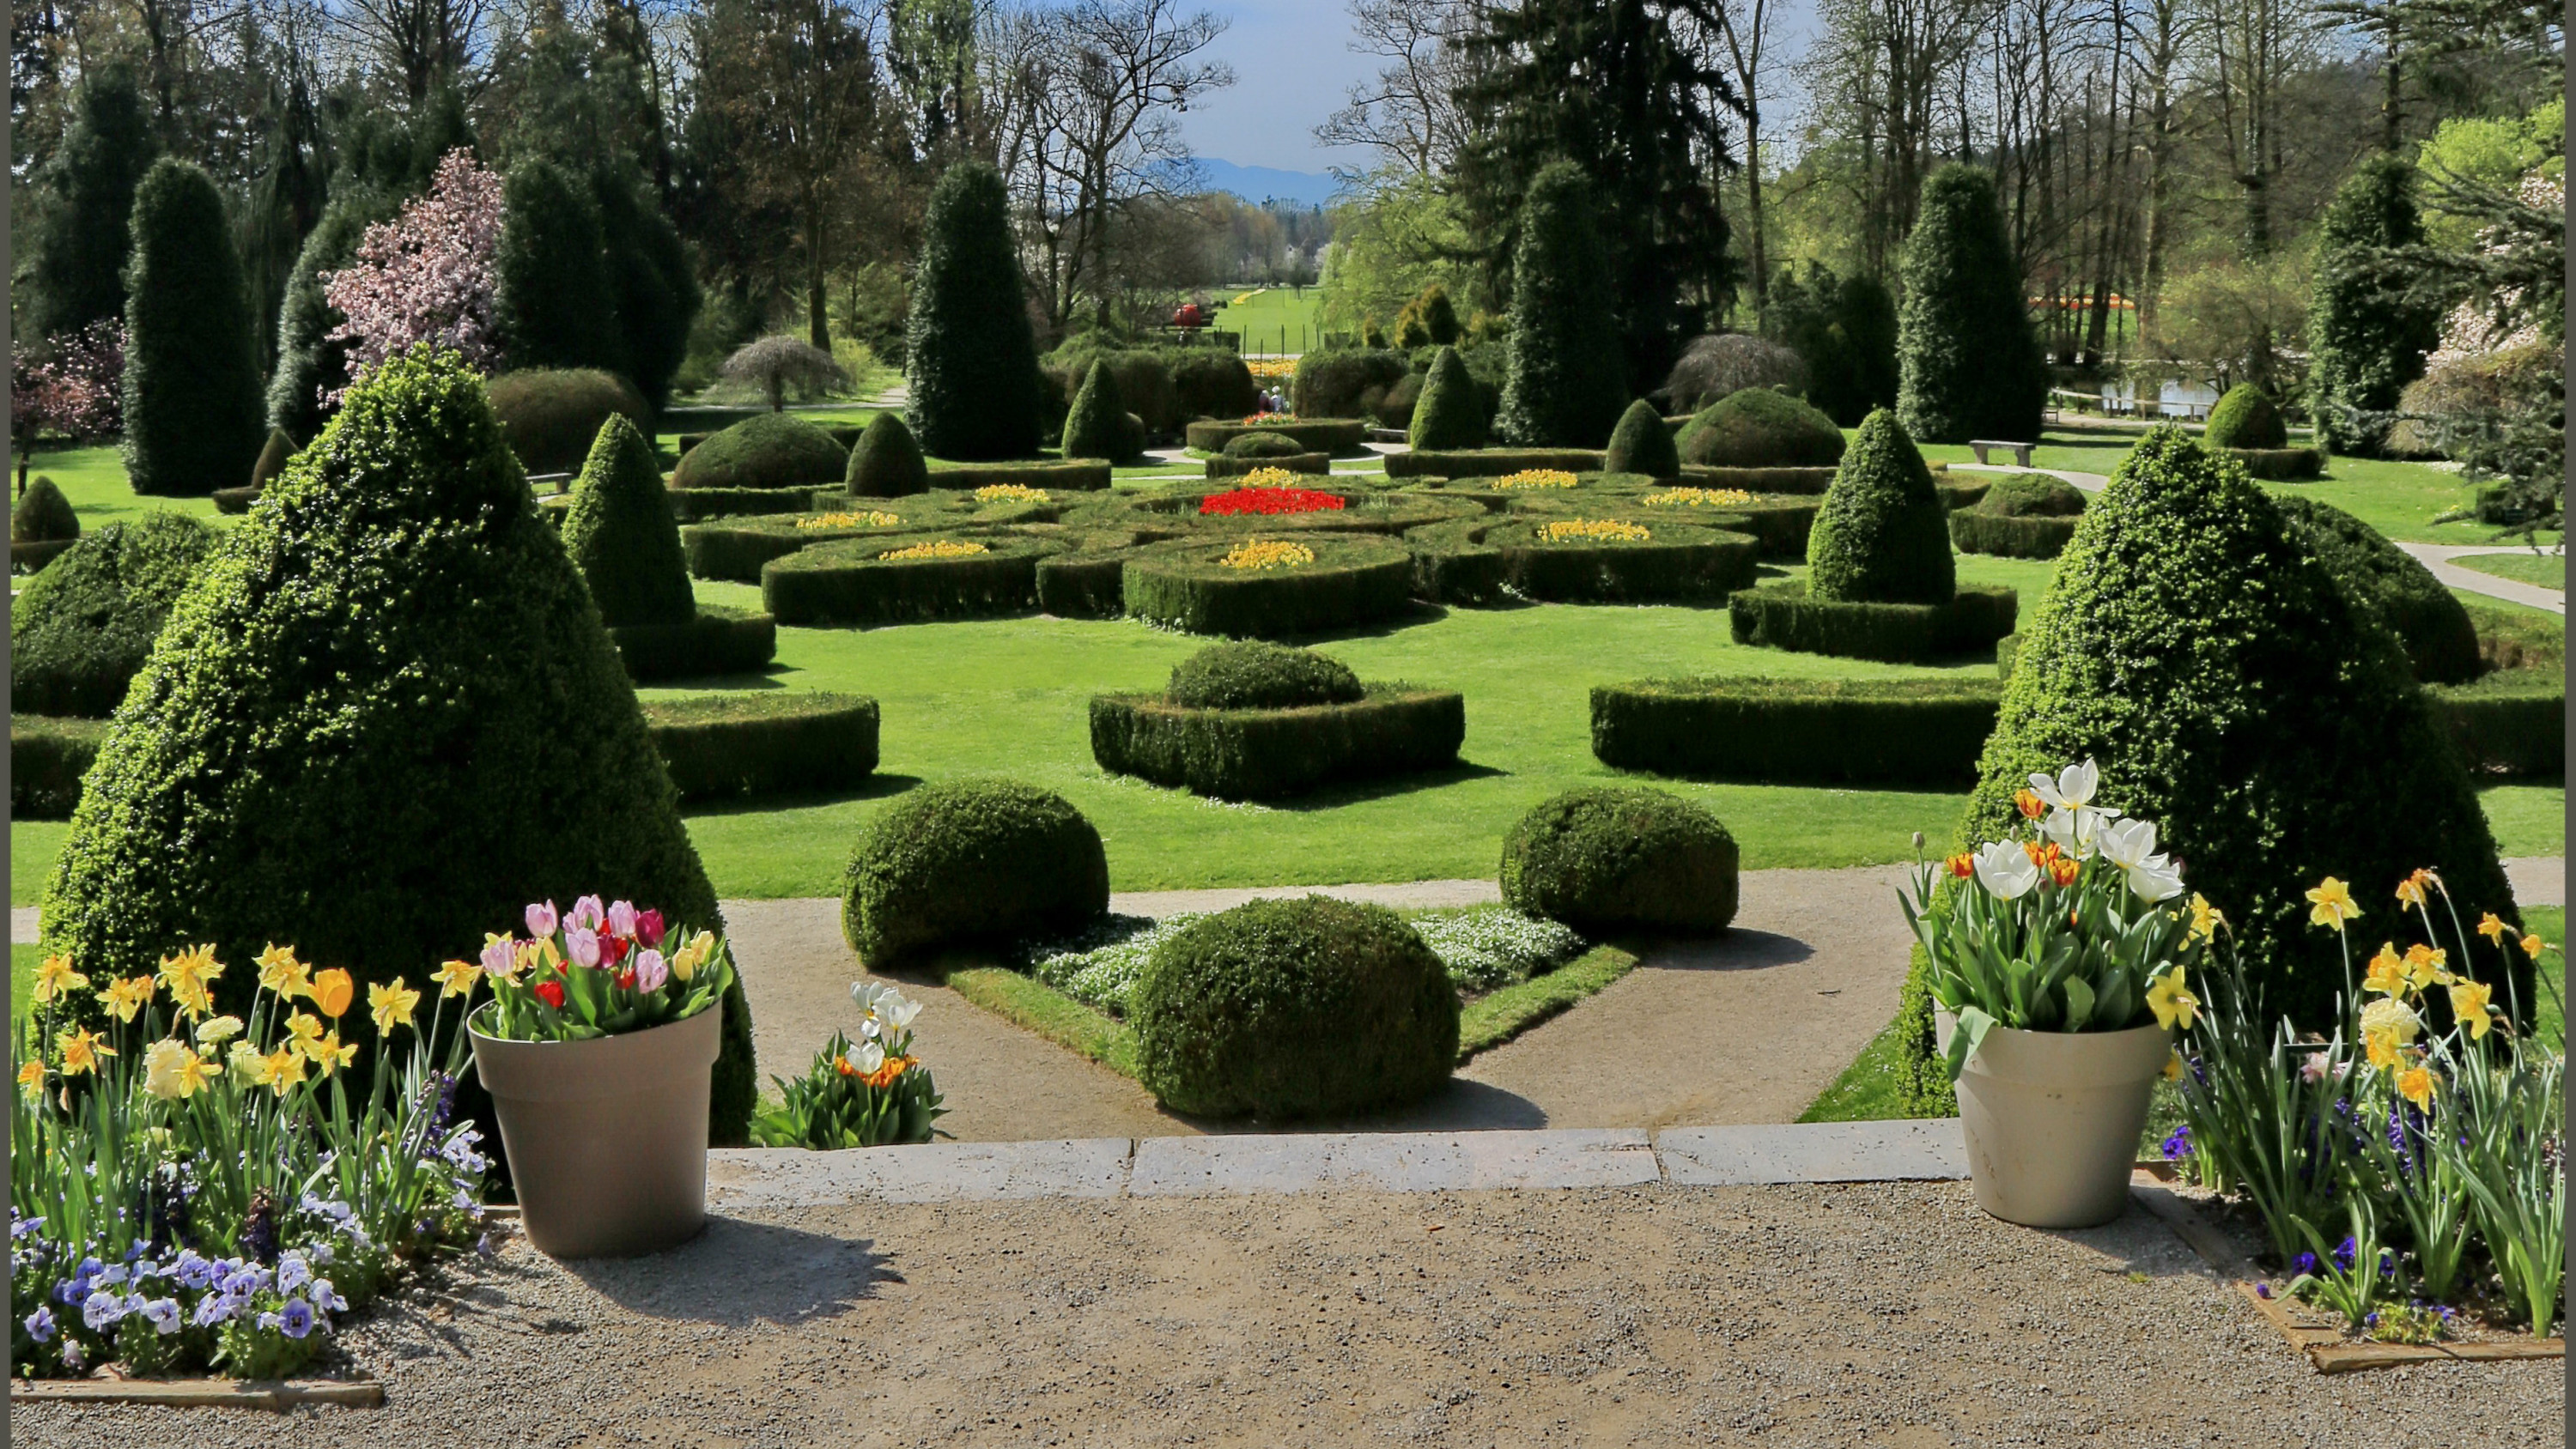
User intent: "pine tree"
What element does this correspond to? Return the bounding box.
[906,161,1044,460]
[28,67,159,339]
[1895,165,2044,445]
[1497,164,1630,448]
[562,415,696,627]
[1806,409,1954,604]
[495,156,620,374]
[1408,346,1487,451]
[122,161,265,498]
[2309,156,2443,457]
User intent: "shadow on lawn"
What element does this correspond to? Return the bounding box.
[1266,759,1511,811]
[683,773,924,819]
[560,1216,893,1326]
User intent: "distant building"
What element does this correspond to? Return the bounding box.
[2099,376,2221,421]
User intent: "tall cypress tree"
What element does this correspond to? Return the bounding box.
[267,194,396,441]
[2309,156,2443,457]
[122,161,265,497]
[1497,164,1631,448]
[1895,165,2044,445]
[495,156,621,374]
[906,161,1043,460]
[28,67,159,338]
[594,175,700,411]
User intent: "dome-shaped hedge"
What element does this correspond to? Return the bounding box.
[1676,387,1847,468]
[1167,640,1364,710]
[2202,384,2288,451]
[1604,398,1681,479]
[13,475,80,543]
[12,511,215,717]
[1500,788,1740,935]
[1131,896,1458,1119]
[840,777,1109,963]
[1807,409,1955,604]
[2274,494,2482,684]
[562,414,696,627]
[1223,430,1304,459]
[488,368,653,476]
[848,412,931,497]
[671,412,847,490]
[1978,475,2087,518]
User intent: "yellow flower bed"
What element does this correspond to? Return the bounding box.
[1245,356,1297,383]
[974,483,1051,503]
[1236,466,1299,488]
[878,540,989,561]
[1218,539,1315,571]
[1642,487,1754,507]
[1492,470,1578,490]
[1538,518,1652,543]
[800,511,902,530]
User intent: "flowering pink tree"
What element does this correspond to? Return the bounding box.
[12,320,126,489]
[320,149,504,402]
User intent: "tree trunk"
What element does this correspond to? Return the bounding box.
[807,205,831,352]
[1744,109,1768,329]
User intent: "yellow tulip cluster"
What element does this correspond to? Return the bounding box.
[1235,466,1299,489]
[879,539,989,561]
[1539,518,1651,543]
[1244,357,1297,383]
[800,511,902,530]
[1492,470,1577,490]
[975,483,1051,503]
[1642,487,1754,507]
[1218,539,1315,571]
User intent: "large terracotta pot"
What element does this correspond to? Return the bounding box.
[469,1004,720,1258]
[1940,1014,2172,1228]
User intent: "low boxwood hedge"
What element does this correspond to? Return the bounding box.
[2229,446,2324,481]
[1130,896,1458,1119]
[1675,464,1843,494]
[1182,418,1370,455]
[1382,447,1603,480]
[641,692,880,802]
[607,603,778,681]
[1091,686,1465,800]
[1500,788,1740,936]
[1221,430,1306,459]
[841,777,1109,965]
[1728,580,2019,663]
[1123,534,1415,638]
[1402,516,1759,604]
[11,714,107,819]
[1035,534,1151,618]
[762,533,1061,627]
[683,494,1068,581]
[2433,667,2565,777]
[666,486,838,522]
[1590,676,2004,785]
[1206,452,1330,477]
[927,458,1113,492]
[1950,510,2080,558]
[207,487,263,518]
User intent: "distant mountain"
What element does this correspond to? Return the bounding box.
[1184,159,1346,209]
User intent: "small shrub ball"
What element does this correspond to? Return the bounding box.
[1501,788,1740,935]
[841,777,1109,963]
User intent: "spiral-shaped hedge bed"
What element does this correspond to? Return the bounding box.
[1122,534,1416,638]
[762,534,1063,627]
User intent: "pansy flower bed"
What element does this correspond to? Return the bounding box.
[1200,484,1346,517]
[1218,539,1316,571]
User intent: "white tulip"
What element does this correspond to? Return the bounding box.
[2028,759,2103,811]
[1973,841,2042,900]
[2042,806,2104,859]
[2125,855,2185,903]
[856,1040,887,1074]
[880,993,923,1031]
[2096,817,2160,870]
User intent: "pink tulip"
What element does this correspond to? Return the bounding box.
[569,895,605,932]
[632,949,668,992]
[635,909,665,949]
[606,900,638,939]
[525,901,558,938]
[481,935,517,978]
[565,928,601,969]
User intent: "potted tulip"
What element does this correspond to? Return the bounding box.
[466,897,738,1258]
[1902,761,2209,1228]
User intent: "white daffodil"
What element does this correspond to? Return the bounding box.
[1973,841,2041,900]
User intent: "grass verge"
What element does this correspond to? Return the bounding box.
[1455,943,1638,1058]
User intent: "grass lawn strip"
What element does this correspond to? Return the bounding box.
[2453,549,2565,591]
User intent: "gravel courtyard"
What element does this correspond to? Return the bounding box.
[19,1180,2562,1448]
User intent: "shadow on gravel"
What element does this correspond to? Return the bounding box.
[1619,928,1814,973]
[562,1217,891,1326]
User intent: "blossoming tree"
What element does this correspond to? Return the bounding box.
[319,149,504,403]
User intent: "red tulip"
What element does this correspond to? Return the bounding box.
[532,979,567,1010]
[635,909,666,949]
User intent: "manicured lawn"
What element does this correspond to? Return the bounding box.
[2455,549,2565,591]
[15,445,227,530]
[2479,784,2567,858]
[1214,285,1327,355]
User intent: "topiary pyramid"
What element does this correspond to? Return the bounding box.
[1807,409,1955,603]
[906,161,1044,461]
[12,511,214,717]
[1496,163,1629,448]
[2202,384,2288,451]
[122,159,265,497]
[1676,387,1846,468]
[562,415,696,627]
[1062,360,1132,462]
[249,427,296,490]
[39,347,759,1143]
[13,475,81,543]
[1408,345,1487,451]
[848,412,931,497]
[1603,398,1680,479]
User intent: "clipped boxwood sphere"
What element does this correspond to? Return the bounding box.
[1167,640,1364,710]
[1223,429,1303,459]
[13,511,216,717]
[848,411,931,497]
[1678,387,1847,468]
[2202,384,2288,451]
[488,368,653,476]
[672,412,848,489]
[13,475,81,543]
[1978,475,2087,518]
[841,777,1109,963]
[1132,896,1458,1119]
[1501,787,1740,935]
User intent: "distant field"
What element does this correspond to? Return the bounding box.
[1213,286,1327,356]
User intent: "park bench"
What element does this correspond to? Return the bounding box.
[1970,440,2035,467]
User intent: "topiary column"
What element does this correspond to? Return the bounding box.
[41,346,758,1145]
[848,412,931,497]
[1406,346,1486,451]
[1895,164,2044,445]
[2308,155,2442,458]
[906,161,1044,461]
[1061,360,1130,462]
[121,159,266,497]
[496,156,621,375]
[1603,398,1680,479]
[1807,409,1955,603]
[1497,163,1630,448]
[562,414,697,628]
[27,66,158,339]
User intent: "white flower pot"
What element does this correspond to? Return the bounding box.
[1939,1013,2172,1228]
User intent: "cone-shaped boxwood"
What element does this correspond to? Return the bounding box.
[1166,640,1364,710]
[2274,494,2482,685]
[122,159,266,497]
[1132,896,1458,1119]
[562,415,696,627]
[13,475,80,543]
[1896,164,2044,445]
[2202,384,2287,451]
[907,162,1045,460]
[1676,387,1846,469]
[249,427,297,491]
[39,348,757,1144]
[672,412,848,490]
[840,777,1109,963]
[12,511,216,718]
[848,412,931,497]
[1807,409,1955,604]
[1604,398,1680,479]
[1500,788,1740,936]
[1062,360,1132,462]
[1955,427,2516,1030]
[1497,165,1629,448]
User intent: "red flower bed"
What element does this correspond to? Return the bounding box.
[1200,487,1347,517]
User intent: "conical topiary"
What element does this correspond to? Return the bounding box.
[848,412,931,497]
[1062,360,1131,462]
[12,511,215,717]
[1896,164,2044,445]
[1806,409,1954,604]
[1408,345,1487,451]
[1957,427,2516,1028]
[122,159,265,497]
[249,427,296,491]
[2202,384,2288,451]
[562,414,696,628]
[39,347,757,1143]
[1497,163,1630,448]
[906,161,1044,460]
[13,476,81,543]
[1603,399,1680,479]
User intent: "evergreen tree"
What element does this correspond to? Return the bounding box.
[1806,409,1954,604]
[1497,164,1630,448]
[1408,346,1487,451]
[267,195,396,441]
[495,156,620,374]
[1061,361,1132,462]
[2309,156,2443,457]
[1895,165,2044,445]
[562,415,696,627]
[1603,398,1680,478]
[122,161,266,498]
[906,161,1044,460]
[27,67,159,339]
[594,176,700,411]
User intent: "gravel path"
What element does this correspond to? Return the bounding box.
[20,1181,2560,1447]
[2400,543,2566,615]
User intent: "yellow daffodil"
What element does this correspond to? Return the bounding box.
[17,1059,46,1091]
[56,1027,113,1076]
[2146,970,2202,1031]
[2395,1065,2437,1111]
[2403,943,2448,990]
[368,978,422,1037]
[2360,996,2422,1046]
[194,1015,244,1046]
[32,954,88,1004]
[310,967,355,1019]
[264,1047,309,1096]
[2520,934,2548,961]
[310,1032,359,1076]
[155,943,223,1019]
[143,1038,210,1100]
[228,1040,273,1088]
[256,943,313,1000]
[2363,1030,2405,1070]
[2477,912,2508,942]
[97,975,157,1024]
[2306,877,2361,931]
[2448,980,2495,1040]
[2162,1050,2185,1082]
[284,1010,325,1058]
[2362,943,2408,997]
[2187,894,2226,941]
[434,956,485,999]
[2394,869,2438,909]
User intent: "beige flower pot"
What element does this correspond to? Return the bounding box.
[1941,1015,2172,1228]
[469,1004,720,1258]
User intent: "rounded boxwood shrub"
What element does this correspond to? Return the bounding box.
[1500,787,1740,936]
[1408,344,1487,451]
[2275,494,2482,684]
[1979,475,2086,518]
[1131,896,1458,1119]
[840,776,1109,963]
[1167,640,1364,710]
[14,475,80,543]
[2202,384,2287,451]
[672,412,848,490]
[1677,388,1847,469]
[562,414,696,627]
[1223,430,1304,459]
[37,347,758,1145]
[848,411,932,497]
[488,369,653,476]
[12,511,217,717]
[1604,398,1681,479]
[1807,409,1954,604]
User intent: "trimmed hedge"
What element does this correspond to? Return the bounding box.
[841,777,1108,965]
[1206,452,1329,477]
[927,458,1112,492]
[2229,446,2325,481]
[2432,667,2564,777]
[1678,465,1844,494]
[122,160,265,498]
[1063,359,1141,462]
[666,486,840,522]
[1589,676,2003,785]
[488,369,653,476]
[1728,580,2019,663]
[12,538,80,571]
[1807,409,1954,604]
[1406,516,1759,604]
[1500,788,1740,936]
[1167,640,1363,709]
[1951,511,2080,559]
[1604,398,1682,479]
[848,412,933,497]
[1035,545,1134,618]
[1290,350,1409,422]
[1183,419,1369,455]
[15,475,80,543]
[1383,447,1604,480]
[671,413,848,490]
[1091,686,1464,800]
[683,492,1066,581]
[12,714,108,819]
[1131,896,1458,1119]
[2275,494,2482,684]
[608,603,778,681]
[2202,384,2288,450]
[642,692,879,803]
[1677,388,1847,469]
[1223,430,1306,459]
[762,533,1059,627]
[907,162,1047,460]
[1123,535,1416,638]
[12,512,220,717]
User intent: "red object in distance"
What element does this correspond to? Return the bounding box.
[1200,487,1346,517]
